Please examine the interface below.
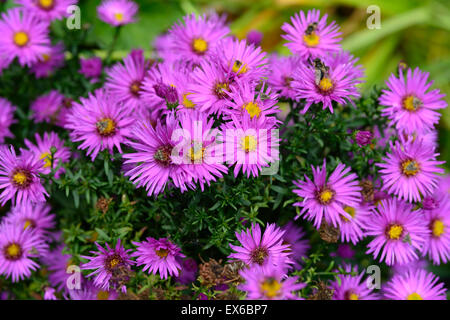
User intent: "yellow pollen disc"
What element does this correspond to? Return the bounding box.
[192,38,208,54]
[39,0,54,9]
[388,224,403,240]
[407,292,423,300]
[303,32,320,47]
[319,189,333,204]
[240,135,257,153]
[24,219,34,230]
[403,95,421,111]
[96,118,116,136]
[14,31,29,47]
[243,102,261,118]
[189,146,205,163]
[432,220,445,237]
[6,243,21,258]
[97,290,109,300]
[318,77,333,92]
[114,12,124,22]
[232,60,248,75]
[182,93,196,109]
[40,152,53,168]
[109,258,120,268]
[42,54,51,62]
[342,206,356,222]
[156,249,168,258]
[13,172,28,185]
[348,292,359,300]
[260,278,282,299]
[401,160,420,176]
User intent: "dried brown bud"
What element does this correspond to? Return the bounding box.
[319,220,340,243]
[359,180,374,203]
[96,197,112,215]
[308,281,334,300]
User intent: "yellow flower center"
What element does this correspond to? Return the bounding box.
[114,12,124,22]
[407,292,423,300]
[5,243,22,259]
[14,31,29,47]
[240,135,257,153]
[342,206,356,222]
[243,102,261,118]
[403,95,421,112]
[39,0,54,9]
[96,118,116,136]
[214,82,230,99]
[189,142,205,163]
[192,38,208,54]
[232,60,248,75]
[12,171,29,186]
[24,219,35,230]
[318,77,333,92]
[260,278,282,299]
[42,53,51,62]
[387,224,403,240]
[155,249,168,258]
[97,290,110,300]
[348,292,359,300]
[250,247,268,265]
[130,81,141,96]
[109,258,120,268]
[317,188,334,204]
[182,93,196,109]
[431,219,445,237]
[401,160,420,176]
[303,32,320,47]
[40,152,53,168]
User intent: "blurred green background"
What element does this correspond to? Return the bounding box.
[4,0,450,166]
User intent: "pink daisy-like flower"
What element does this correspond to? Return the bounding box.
[16,0,78,22]
[268,54,303,100]
[338,202,373,245]
[0,223,48,282]
[65,89,134,160]
[30,90,65,125]
[105,49,149,111]
[421,195,450,265]
[168,13,230,66]
[223,114,279,178]
[330,264,379,300]
[0,8,50,67]
[281,222,309,269]
[123,112,193,197]
[291,51,362,113]
[29,42,65,78]
[238,263,305,300]
[383,269,446,300]
[364,199,429,266]
[132,237,185,280]
[24,131,71,178]
[379,67,447,135]
[79,56,102,81]
[81,239,134,293]
[0,98,16,144]
[174,257,198,285]
[0,145,48,205]
[281,9,342,60]
[215,38,268,82]
[377,137,445,203]
[175,111,228,190]
[97,0,138,27]
[292,159,362,229]
[229,223,293,267]
[4,202,55,240]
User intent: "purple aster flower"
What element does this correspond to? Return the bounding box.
[16,0,78,22]
[174,257,198,285]
[79,56,102,81]
[377,137,445,203]
[364,199,429,266]
[281,9,342,60]
[41,244,73,292]
[383,269,446,300]
[29,42,65,78]
[24,131,71,178]
[339,202,373,244]
[132,237,185,280]
[421,195,450,264]
[238,263,305,300]
[65,89,134,160]
[0,145,48,205]
[0,223,48,282]
[330,264,379,300]
[168,13,230,66]
[222,114,280,178]
[4,201,55,240]
[30,90,65,125]
[355,130,373,147]
[292,159,362,229]
[0,98,16,143]
[105,49,149,111]
[268,54,303,100]
[281,222,309,269]
[291,51,362,113]
[67,281,119,300]
[0,8,50,67]
[379,67,447,135]
[122,112,193,197]
[81,239,134,293]
[97,0,138,27]
[246,30,263,47]
[229,223,293,268]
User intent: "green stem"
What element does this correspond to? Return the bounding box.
[105,26,122,64]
